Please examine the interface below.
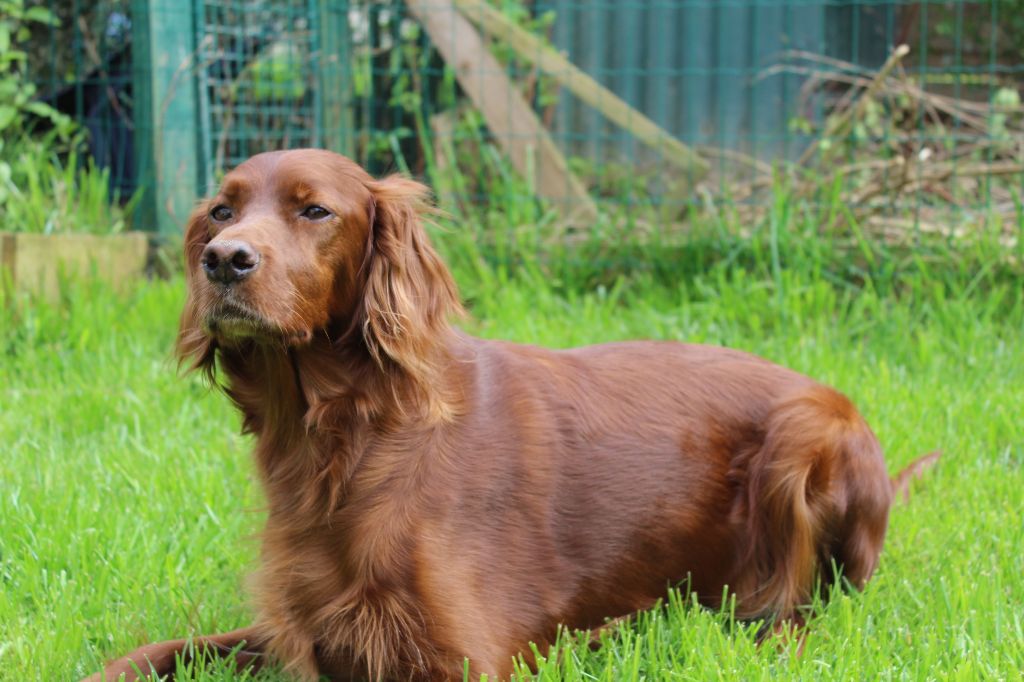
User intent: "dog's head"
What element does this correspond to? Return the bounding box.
[176,149,460,384]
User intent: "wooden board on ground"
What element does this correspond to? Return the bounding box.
[406,0,597,224]
[1,232,149,302]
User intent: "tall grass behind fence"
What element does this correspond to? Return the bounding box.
[19,1,1024,247]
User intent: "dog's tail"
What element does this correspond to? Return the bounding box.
[891,449,942,502]
[736,385,892,620]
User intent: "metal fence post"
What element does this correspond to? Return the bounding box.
[131,0,201,236]
[317,0,354,156]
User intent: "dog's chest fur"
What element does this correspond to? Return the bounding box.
[228,350,449,680]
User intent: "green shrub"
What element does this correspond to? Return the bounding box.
[0,0,136,235]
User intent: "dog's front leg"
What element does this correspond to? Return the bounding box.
[80,625,265,682]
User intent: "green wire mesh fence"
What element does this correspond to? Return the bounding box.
[23,0,1024,238]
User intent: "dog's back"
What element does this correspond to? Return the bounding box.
[390,336,893,676]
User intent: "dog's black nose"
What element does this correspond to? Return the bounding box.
[201,240,260,284]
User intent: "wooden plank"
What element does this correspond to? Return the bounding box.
[0,232,149,301]
[1,233,16,302]
[455,0,709,180]
[405,0,597,222]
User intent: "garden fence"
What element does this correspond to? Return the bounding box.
[27,0,1024,237]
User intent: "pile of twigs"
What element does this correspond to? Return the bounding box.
[701,45,1023,248]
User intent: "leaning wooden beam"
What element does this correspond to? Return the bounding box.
[454,0,709,180]
[406,0,598,222]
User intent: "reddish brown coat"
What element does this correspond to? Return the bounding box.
[85,150,900,682]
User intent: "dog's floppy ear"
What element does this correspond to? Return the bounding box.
[358,175,462,400]
[175,203,216,380]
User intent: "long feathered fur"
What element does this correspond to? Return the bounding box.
[88,150,938,682]
[352,176,463,422]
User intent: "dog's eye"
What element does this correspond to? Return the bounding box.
[210,205,233,222]
[300,205,331,221]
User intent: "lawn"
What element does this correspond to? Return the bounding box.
[1,228,1022,680]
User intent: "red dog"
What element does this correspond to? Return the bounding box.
[85,149,936,681]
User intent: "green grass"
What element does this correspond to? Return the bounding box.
[1,229,1023,680]
[0,147,141,235]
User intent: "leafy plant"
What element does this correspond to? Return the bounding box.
[0,0,75,141]
[0,0,135,235]
[0,0,77,210]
